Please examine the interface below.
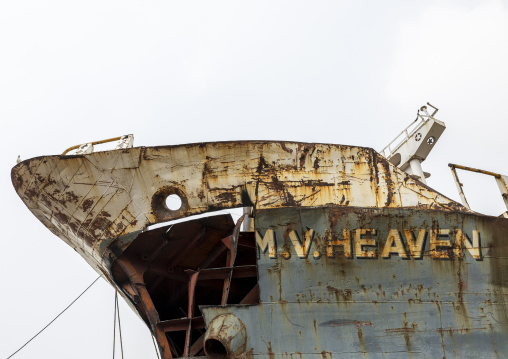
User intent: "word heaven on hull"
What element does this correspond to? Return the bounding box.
[255,228,482,260]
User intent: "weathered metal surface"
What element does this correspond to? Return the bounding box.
[200,206,508,358]
[204,314,247,359]
[11,142,468,275]
[14,141,504,359]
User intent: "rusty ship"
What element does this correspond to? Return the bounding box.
[11,105,508,358]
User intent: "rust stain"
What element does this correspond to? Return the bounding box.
[326,286,353,302]
[267,341,275,359]
[385,327,416,333]
[329,320,373,329]
[357,327,366,356]
[81,198,94,211]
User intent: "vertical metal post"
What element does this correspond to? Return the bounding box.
[449,166,471,210]
[242,207,252,231]
[184,271,199,357]
[409,158,427,185]
[495,175,508,212]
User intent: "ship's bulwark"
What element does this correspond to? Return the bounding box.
[10,141,469,278]
[11,141,507,358]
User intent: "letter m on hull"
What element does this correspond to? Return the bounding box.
[256,229,277,258]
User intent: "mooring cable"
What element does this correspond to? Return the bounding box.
[6,276,101,359]
[113,289,117,359]
[115,291,125,359]
[151,335,162,359]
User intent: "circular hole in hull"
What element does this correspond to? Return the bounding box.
[165,194,182,211]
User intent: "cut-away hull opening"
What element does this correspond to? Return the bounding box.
[110,213,259,358]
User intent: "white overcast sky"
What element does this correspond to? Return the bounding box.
[1,1,508,358]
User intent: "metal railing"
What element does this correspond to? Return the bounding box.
[62,134,133,155]
[448,163,508,217]
[380,103,438,159]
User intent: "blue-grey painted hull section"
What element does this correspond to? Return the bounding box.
[202,207,508,358]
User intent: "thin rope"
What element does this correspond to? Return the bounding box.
[113,290,117,359]
[6,276,101,359]
[115,292,124,359]
[151,335,162,359]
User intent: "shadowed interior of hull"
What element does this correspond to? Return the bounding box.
[111,214,259,357]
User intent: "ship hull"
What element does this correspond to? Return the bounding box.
[11,141,507,358]
[201,206,508,358]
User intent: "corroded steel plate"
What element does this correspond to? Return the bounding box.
[201,206,508,358]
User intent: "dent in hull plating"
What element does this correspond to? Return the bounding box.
[11,141,508,358]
